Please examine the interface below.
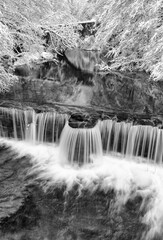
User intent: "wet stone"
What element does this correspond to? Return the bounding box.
[68,113,98,128]
[0,184,148,240]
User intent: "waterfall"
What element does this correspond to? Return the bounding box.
[24,110,68,143]
[2,136,163,240]
[0,107,68,143]
[0,106,163,164]
[59,122,102,165]
[99,119,163,163]
[59,119,163,165]
[1,108,163,239]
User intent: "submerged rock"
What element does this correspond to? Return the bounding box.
[0,184,146,240]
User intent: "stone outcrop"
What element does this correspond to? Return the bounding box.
[1,61,163,118]
[0,186,147,240]
[0,67,163,128]
[1,49,163,126]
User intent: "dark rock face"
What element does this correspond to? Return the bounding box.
[1,50,163,122]
[64,48,99,73]
[91,72,162,114]
[1,63,163,119]
[0,145,32,221]
[14,61,58,80]
[0,183,147,240]
[0,70,163,130]
[14,64,31,77]
[69,113,98,128]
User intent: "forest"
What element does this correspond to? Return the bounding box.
[1,0,163,93]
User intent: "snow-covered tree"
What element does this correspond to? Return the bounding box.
[0,0,84,92]
[94,0,163,80]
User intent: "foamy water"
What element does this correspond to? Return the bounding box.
[0,137,163,239]
[1,107,163,164]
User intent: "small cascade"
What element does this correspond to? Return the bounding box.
[99,120,132,154]
[24,111,68,143]
[1,106,163,165]
[59,122,103,165]
[0,107,68,143]
[99,120,163,163]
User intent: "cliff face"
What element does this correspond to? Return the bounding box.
[1,62,163,123]
[1,40,163,121]
[0,57,163,142]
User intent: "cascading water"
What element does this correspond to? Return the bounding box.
[0,107,163,164]
[99,119,163,163]
[59,122,102,165]
[24,110,68,143]
[1,107,163,239]
[0,107,68,143]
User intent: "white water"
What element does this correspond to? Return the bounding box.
[1,107,163,238]
[0,107,163,164]
[0,107,68,143]
[99,119,163,163]
[0,137,163,239]
[59,122,102,165]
